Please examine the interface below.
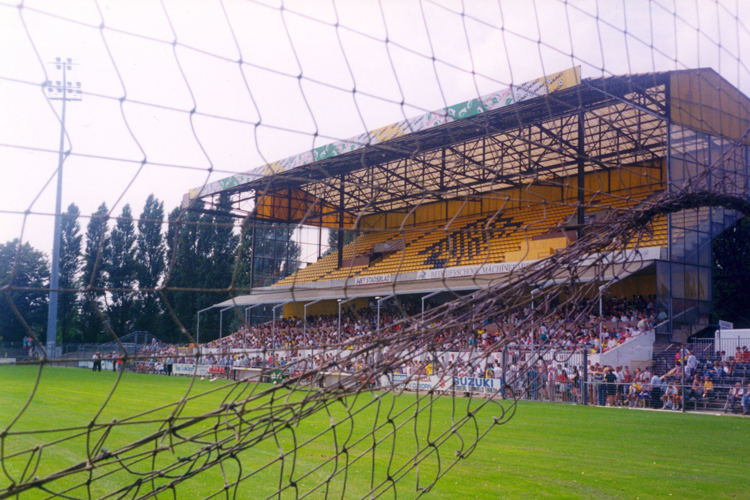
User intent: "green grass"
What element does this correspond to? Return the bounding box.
[0,366,748,499]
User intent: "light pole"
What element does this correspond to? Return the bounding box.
[337,297,357,343]
[304,298,326,338]
[422,290,442,322]
[376,295,394,334]
[196,306,214,346]
[44,57,82,359]
[219,306,234,340]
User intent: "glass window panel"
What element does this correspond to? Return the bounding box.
[684,300,699,323]
[671,211,685,229]
[672,298,686,317]
[670,157,685,183]
[684,161,700,181]
[684,230,699,264]
[699,267,711,301]
[671,263,685,299]
[725,211,739,228]
[709,135,727,165]
[669,125,687,156]
[670,227,685,263]
[656,261,670,296]
[684,265,699,300]
[698,207,711,233]
[698,234,712,267]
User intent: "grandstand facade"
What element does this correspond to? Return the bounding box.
[185,67,750,343]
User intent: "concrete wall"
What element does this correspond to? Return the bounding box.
[589,329,655,368]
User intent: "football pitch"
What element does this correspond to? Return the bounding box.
[0,366,748,499]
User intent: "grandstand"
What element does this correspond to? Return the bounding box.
[186,67,750,348]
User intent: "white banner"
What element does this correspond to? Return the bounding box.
[354,274,393,286]
[173,363,211,377]
[78,360,115,371]
[415,261,537,281]
[719,320,734,330]
[452,376,503,394]
[380,373,507,395]
[380,373,453,392]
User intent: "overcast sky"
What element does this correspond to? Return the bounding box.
[1,0,748,265]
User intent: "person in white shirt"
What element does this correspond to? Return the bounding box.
[685,351,697,377]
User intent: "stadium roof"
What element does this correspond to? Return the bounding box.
[211,247,661,309]
[185,67,678,222]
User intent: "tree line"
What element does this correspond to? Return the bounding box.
[0,193,300,345]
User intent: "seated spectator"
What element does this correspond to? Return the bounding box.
[689,374,703,400]
[702,376,715,399]
[725,383,742,413]
[665,361,682,379]
[661,379,680,410]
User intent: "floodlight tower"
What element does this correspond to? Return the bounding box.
[45,57,82,358]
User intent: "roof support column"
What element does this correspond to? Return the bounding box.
[337,173,345,269]
[577,111,586,240]
[272,301,293,343]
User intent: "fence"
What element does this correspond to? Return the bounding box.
[51,340,750,416]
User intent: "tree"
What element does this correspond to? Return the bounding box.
[80,203,110,343]
[58,203,82,343]
[0,239,49,343]
[713,216,750,328]
[202,192,239,292]
[164,205,202,343]
[238,219,300,288]
[134,194,166,337]
[107,204,137,336]
[326,228,356,256]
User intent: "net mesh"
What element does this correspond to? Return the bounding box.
[1,0,750,498]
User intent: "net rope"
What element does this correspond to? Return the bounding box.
[1,0,749,498]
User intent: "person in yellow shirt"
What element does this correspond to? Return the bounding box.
[702,376,715,399]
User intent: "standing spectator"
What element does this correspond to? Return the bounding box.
[649,370,663,409]
[546,364,556,402]
[742,382,750,415]
[92,352,102,372]
[526,364,540,401]
[605,367,618,406]
[685,351,697,378]
[593,368,606,406]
